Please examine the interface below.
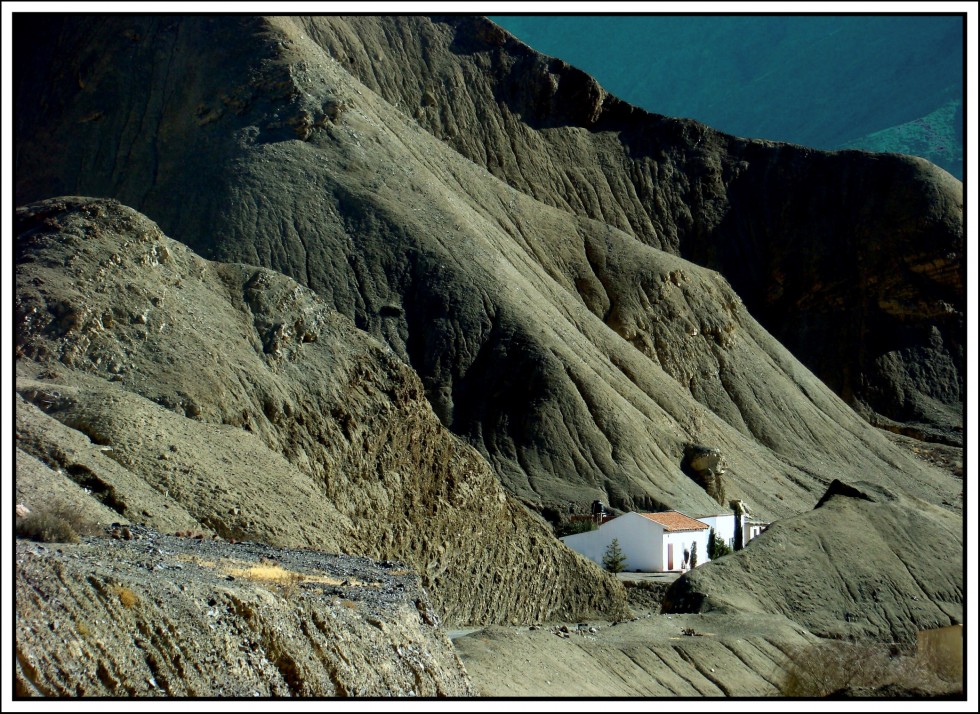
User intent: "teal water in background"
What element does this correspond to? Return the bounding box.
[491,15,963,179]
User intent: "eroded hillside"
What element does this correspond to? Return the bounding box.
[11,14,967,701]
[15,197,629,627]
[295,15,963,444]
[662,480,963,644]
[12,16,961,520]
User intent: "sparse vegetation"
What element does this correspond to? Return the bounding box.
[15,503,99,544]
[224,561,309,599]
[17,511,79,543]
[779,640,962,697]
[707,528,732,560]
[602,539,627,573]
[111,585,139,609]
[278,571,305,600]
[555,518,598,538]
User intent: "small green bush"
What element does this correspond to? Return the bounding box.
[602,538,627,573]
[708,530,732,559]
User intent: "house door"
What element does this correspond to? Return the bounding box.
[667,543,674,571]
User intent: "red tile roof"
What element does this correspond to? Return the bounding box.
[639,511,709,532]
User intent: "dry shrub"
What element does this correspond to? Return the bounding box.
[16,503,99,543]
[111,585,139,609]
[916,625,963,685]
[779,639,963,697]
[17,504,99,543]
[278,571,305,600]
[780,641,895,696]
[17,511,79,543]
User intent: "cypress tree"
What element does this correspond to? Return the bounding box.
[602,538,627,573]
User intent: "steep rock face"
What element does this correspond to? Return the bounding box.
[12,17,961,518]
[15,531,475,696]
[661,480,962,644]
[286,15,964,443]
[15,197,629,626]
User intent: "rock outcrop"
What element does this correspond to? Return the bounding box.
[11,16,961,519]
[15,197,629,627]
[682,445,726,506]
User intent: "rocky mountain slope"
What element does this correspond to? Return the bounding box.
[13,16,962,521]
[291,15,964,443]
[15,196,629,627]
[11,14,966,700]
[15,528,474,696]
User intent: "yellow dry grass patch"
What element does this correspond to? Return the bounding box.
[110,584,139,608]
[224,563,341,586]
[175,554,380,588]
[176,555,217,568]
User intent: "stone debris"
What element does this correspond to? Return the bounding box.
[15,529,475,696]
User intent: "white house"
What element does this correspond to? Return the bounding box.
[745,518,769,542]
[697,514,738,550]
[561,511,710,573]
[697,513,769,550]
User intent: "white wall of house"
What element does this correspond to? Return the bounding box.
[561,512,666,572]
[662,529,710,571]
[697,514,770,552]
[698,514,740,551]
[562,512,715,572]
[561,510,768,573]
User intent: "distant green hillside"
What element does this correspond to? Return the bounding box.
[491,15,963,179]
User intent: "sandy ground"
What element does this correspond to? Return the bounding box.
[452,602,815,697]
